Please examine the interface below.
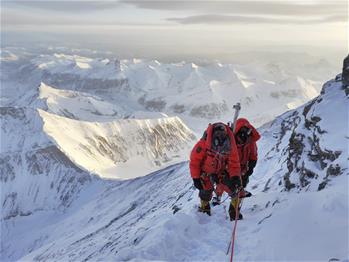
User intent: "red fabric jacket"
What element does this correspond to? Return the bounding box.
[190,123,241,179]
[234,118,260,174]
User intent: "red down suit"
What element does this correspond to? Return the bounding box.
[189,123,241,192]
[234,118,260,174]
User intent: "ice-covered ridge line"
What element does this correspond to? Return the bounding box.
[39,109,196,179]
[251,76,348,193]
[3,48,337,131]
[37,82,130,121]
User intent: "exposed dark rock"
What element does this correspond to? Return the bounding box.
[138,95,167,111]
[308,135,341,169]
[0,156,16,182]
[318,180,328,191]
[172,205,181,214]
[190,102,228,119]
[304,116,321,129]
[0,107,26,120]
[171,104,186,114]
[299,163,318,187]
[342,54,349,87]
[326,164,342,177]
[317,163,342,191]
[302,99,316,118]
[263,178,272,192]
[284,175,296,191]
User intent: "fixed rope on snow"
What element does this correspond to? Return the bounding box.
[226,188,244,262]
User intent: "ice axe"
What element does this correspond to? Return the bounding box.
[231,103,241,132]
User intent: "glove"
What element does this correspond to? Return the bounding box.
[242,175,249,188]
[193,178,203,190]
[246,160,257,176]
[222,175,241,191]
[230,176,242,188]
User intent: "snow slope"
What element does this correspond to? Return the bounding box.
[39,109,196,178]
[1,72,347,261]
[5,164,348,261]
[0,107,94,222]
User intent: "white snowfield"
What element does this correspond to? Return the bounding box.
[1,46,347,261]
[1,47,338,132]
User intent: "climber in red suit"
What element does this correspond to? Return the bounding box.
[189,122,242,216]
[215,118,260,220]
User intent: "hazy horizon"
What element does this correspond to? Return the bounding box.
[1,0,347,66]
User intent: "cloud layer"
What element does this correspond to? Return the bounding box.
[122,0,346,16]
[3,0,347,26]
[167,14,346,25]
[4,1,122,12]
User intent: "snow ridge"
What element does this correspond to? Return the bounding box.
[253,76,348,192]
[39,108,196,178]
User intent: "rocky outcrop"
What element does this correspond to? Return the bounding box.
[258,75,347,192]
[342,54,349,87]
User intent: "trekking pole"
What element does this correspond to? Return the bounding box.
[231,103,241,131]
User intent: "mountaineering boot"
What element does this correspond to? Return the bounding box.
[212,195,221,206]
[229,205,243,221]
[198,200,211,216]
[228,197,243,221]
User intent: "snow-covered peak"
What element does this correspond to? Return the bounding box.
[37,82,130,121]
[0,50,18,61]
[33,54,120,80]
[2,47,338,132]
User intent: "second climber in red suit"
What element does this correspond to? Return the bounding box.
[215,118,260,220]
[189,122,242,216]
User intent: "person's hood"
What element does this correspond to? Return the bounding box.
[234,118,260,142]
[204,122,235,149]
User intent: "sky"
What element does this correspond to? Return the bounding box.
[1,0,348,61]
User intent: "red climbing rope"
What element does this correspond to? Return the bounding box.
[229,194,244,262]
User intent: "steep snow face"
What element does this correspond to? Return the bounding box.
[251,76,348,193]
[39,109,196,178]
[6,161,348,262]
[0,107,93,222]
[1,47,338,132]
